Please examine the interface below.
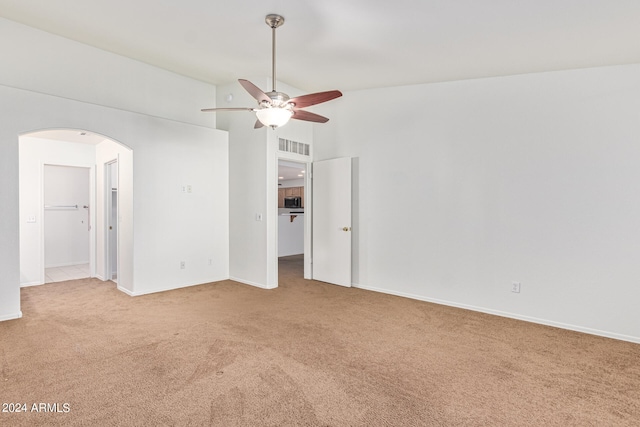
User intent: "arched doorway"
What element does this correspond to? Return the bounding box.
[18,129,133,291]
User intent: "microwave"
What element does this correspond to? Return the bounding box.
[284,196,302,208]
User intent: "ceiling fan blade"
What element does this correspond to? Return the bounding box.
[288,90,342,109]
[254,119,265,129]
[291,109,330,123]
[238,79,271,104]
[201,107,255,112]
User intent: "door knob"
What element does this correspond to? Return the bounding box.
[342,227,351,232]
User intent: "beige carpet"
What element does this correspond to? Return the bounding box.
[1,255,639,426]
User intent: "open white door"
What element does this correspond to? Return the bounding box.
[312,157,352,287]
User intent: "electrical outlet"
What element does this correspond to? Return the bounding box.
[512,282,521,293]
[180,261,185,269]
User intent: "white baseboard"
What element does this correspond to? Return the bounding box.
[22,275,98,287]
[0,311,23,322]
[352,283,640,345]
[95,274,106,281]
[229,276,276,290]
[117,285,135,296]
[20,281,43,287]
[120,276,230,297]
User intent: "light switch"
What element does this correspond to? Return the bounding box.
[256,213,263,221]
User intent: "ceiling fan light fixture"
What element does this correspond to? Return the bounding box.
[256,107,293,128]
[200,14,341,128]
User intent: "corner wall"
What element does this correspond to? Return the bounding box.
[217,80,272,288]
[313,64,640,342]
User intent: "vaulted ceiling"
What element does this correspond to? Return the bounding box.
[1,1,639,92]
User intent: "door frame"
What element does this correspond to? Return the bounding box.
[104,158,119,282]
[273,153,313,285]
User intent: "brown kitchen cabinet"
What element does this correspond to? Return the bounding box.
[285,187,300,197]
[278,186,304,208]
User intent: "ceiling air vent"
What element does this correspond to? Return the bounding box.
[278,138,310,156]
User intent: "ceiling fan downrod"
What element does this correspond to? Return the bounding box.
[265,14,284,93]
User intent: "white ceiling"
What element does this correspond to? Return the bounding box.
[1,1,639,93]
[278,161,306,182]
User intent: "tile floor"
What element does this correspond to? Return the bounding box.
[45,264,90,283]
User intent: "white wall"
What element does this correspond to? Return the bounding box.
[130,121,228,295]
[217,79,272,289]
[314,64,640,343]
[43,165,90,268]
[3,87,229,305]
[0,19,228,321]
[19,137,96,285]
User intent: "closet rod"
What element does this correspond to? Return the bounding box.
[44,204,78,209]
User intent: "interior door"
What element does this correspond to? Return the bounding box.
[109,188,118,280]
[312,157,352,287]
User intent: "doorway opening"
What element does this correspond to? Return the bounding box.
[105,160,118,282]
[43,164,92,283]
[277,159,308,282]
[18,129,133,293]
[274,156,353,287]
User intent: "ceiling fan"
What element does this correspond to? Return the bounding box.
[201,14,342,129]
